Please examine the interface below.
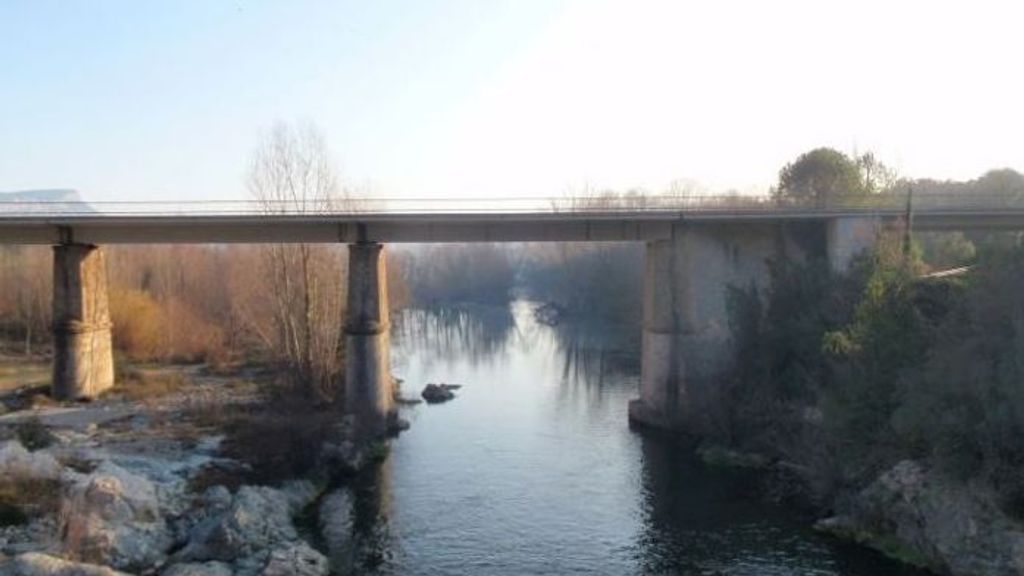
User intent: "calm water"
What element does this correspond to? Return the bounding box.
[341,301,926,576]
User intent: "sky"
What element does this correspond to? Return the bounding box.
[1,0,1022,202]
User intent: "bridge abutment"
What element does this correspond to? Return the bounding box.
[344,242,395,439]
[52,243,115,400]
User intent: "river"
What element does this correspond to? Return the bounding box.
[337,300,927,576]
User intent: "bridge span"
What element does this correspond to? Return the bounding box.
[2,193,1023,437]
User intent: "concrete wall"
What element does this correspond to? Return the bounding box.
[52,244,114,400]
[631,219,860,430]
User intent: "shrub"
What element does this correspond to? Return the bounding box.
[15,416,55,451]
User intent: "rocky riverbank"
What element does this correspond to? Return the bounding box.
[0,366,373,576]
[698,444,1024,575]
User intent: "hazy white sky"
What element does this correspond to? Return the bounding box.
[1,0,1022,201]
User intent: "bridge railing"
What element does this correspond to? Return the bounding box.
[1,192,1023,217]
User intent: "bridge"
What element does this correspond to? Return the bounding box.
[2,195,1024,244]
[2,192,1023,437]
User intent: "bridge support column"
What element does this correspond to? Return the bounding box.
[52,244,115,400]
[344,242,395,439]
[629,238,686,429]
[827,216,881,272]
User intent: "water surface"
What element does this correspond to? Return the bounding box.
[344,301,926,576]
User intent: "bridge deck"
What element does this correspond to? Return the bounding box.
[2,210,1024,244]
[2,195,1024,244]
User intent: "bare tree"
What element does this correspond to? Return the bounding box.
[244,122,347,402]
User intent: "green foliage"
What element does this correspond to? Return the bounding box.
[773,148,874,205]
[916,231,977,270]
[820,235,935,479]
[716,253,857,454]
[719,226,1024,515]
[893,245,1024,515]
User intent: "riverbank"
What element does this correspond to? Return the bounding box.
[0,360,383,575]
[697,441,1024,576]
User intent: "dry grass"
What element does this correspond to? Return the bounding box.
[110,366,189,402]
[0,360,49,394]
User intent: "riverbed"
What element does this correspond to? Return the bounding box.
[337,301,928,576]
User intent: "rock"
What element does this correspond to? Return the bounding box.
[4,552,131,575]
[388,418,410,433]
[161,561,233,576]
[318,489,353,561]
[177,486,297,563]
[260,542,328,576]
[0,442,61,480]
[829,460,1024,576]
[201,487,232,512]
[60,461,172,571]
[279,481,317,513]
[421,384,455,404]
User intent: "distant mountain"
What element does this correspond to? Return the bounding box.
[0,189,95,214]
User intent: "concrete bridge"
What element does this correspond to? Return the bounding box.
[3,193,1023,436]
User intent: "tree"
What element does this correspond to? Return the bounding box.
[245,122,347,402]
[773,147,869,206]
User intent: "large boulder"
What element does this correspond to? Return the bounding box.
[819,460,1024,575]
[59,462,173,571]
[0,442,61,480]
[2,552,131,576]
[177,486,297,563]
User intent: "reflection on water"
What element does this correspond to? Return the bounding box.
[392,304,515,366]
[336,301,927,576]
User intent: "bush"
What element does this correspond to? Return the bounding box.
[15,416,55,451]
[110,289,225,362]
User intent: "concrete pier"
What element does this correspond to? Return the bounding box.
[629,238,684,429]
[630,218,881,430]
[827,216,881,272]
[344,242,395,438]
[52,243,115,400]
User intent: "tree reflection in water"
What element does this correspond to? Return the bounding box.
[391,304,515,368]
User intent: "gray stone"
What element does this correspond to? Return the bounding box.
[260,542,328,576]
[3,552,130,576]
[178,486,297,563]
[318,488,353,562]
[0,442,61,480]
[201,487,232,512]
[279,480,317,513]
[59,461,172,571]
[160,561,233,576]
[824,460,1024,576]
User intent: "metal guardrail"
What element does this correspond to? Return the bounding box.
[0,193,1023,217]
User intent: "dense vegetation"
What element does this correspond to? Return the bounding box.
[711,149,1024,517]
